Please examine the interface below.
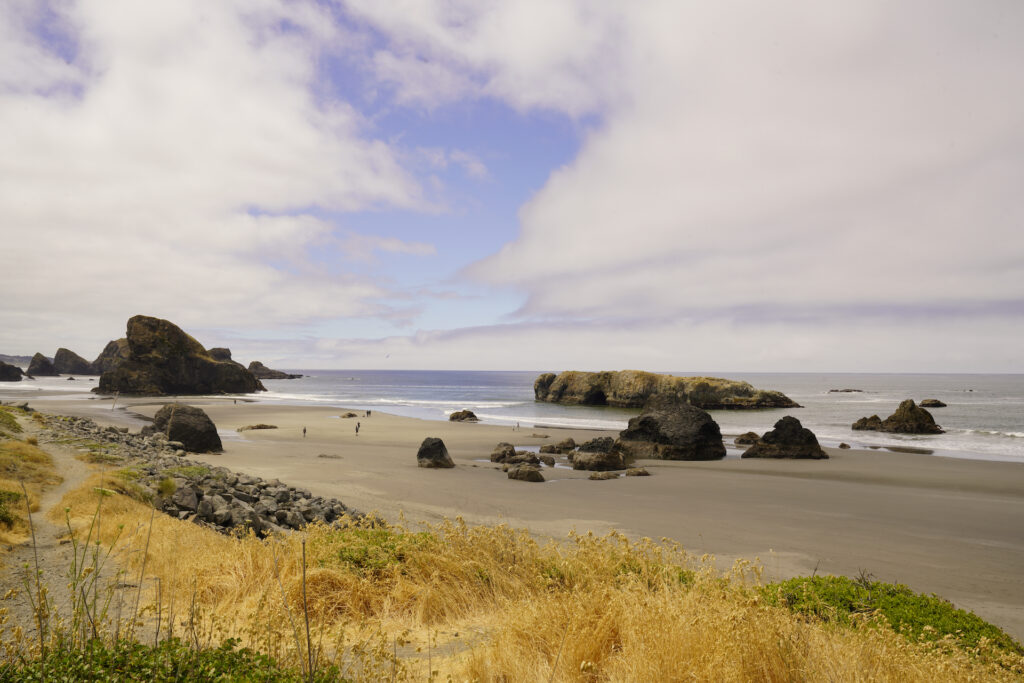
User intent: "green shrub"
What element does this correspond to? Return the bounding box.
[762,575,1024,656]
[167,465,210,479]
[0,637,348,682]
[0,490,21,527]
[0,408,22,434]
[329,528,435,577]
[156,477,176,497]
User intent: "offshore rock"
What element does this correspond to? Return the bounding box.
[920,399,947,408]
[141,403,223,453]
[248,361,303,380]
[534,370,799,409]
[90,338,131,374]
[97,315,265,395]
[54,348,95,374]
[852,400,944,434]
[852,415,883,431]
[741,416,828,459]
[734,431,760,445]
[0,361,24,382]
[27,353,58,377]
[616,396,726,461]
[417,437,455,468]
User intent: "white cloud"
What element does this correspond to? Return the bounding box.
[0,0,432,356]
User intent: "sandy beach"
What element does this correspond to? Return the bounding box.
[16,393,1024,641]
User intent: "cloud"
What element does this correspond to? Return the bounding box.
[0,0,432,355]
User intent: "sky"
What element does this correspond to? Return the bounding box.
[2,0,1023,372]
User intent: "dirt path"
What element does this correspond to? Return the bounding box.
[1,416,101,641]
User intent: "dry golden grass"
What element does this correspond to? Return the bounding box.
[49,476,1024,682]
[0,438,60,546]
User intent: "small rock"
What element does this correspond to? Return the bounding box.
[625,467,650,476]
[507,465,544,482]
[589,471,618,480]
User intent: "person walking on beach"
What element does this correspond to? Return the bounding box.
[302,426,306,438]
[355,422,360,436]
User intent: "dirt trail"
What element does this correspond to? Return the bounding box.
[0,416,108,640]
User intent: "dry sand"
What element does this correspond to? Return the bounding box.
[18,394,1024,641]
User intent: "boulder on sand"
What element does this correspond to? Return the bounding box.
[417,437,455,468]
[507,464,544,482]
[54,348,94,374]
[448,409,479,422]
[571,448,625,471]
[97,315,265,395]
[27,353,58,377]
[741,416,828,459]
[615,395,726,461]
[0,361,24,382]
[490,442,516,463]
[852,400,944,434]
[141,404,223,453]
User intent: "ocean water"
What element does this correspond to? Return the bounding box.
[5,371,1022,463]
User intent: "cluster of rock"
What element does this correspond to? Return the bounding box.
[740,417,828,459]
[534,370,799,410]
[448,410,479,422]
[852,399,944,434]
[248,361,303,380]
[37,411,353,536]
[97,315,265,396]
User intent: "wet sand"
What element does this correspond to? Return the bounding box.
[16,394,1024,641]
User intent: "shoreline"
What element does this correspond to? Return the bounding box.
[8,394,1024,641]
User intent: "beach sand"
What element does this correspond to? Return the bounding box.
[21,394,1024,641]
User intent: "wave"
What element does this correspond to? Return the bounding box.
[472,412,627,431]
[958,429,1024,439]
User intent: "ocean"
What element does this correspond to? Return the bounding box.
[6,371,1023,463]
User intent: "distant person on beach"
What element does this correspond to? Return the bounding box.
[356,422,360,436]
[303,426,306,438]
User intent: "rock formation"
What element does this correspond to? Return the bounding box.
[53,348,94,374]
[448,409,479,422]
[417,437,455,468]
[248,361,303,380]
[0,361,24,382]
[571,441,626,471]
[741,416,828,459]
[507,464,544,482]
[920,399,947,408]
[615,396,727,461]
[90,339,131,374]
[852,400,944,434]
[490,442,516,463]
[141,404,223,453]
[734,431,760,445]
[97,315,265,395]
[27,353,58,376]
[540,438,576,454]
[534,370,799,409]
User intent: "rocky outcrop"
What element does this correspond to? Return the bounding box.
[852,400,944,434]
[507,464,544,482]
[852,415,883,431]
[448,410,479,422]
[490,442,516,463]
[90,339,131,374]
[571,447,626,471]
[920,399,947,408]
[741,416,828,459]
[534,370,799,409]
[578,436,615,453]
[615,396,726,461]
[417,437,455,468]
[540,438,576,455]
[53,348,95,375]
[141,404,223,453]
[0,361,24,382]
[734,431,760,445]
[27,353,58,376]
[97,316,265,396]
[248,361,303,380]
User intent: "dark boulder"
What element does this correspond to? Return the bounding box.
[615,396,726,461]
[141,404,223,453]
[578,436,615,453]
[90,338,130,374]
[741,416,828,459]
[97,315,266,395]
[490,442,516,463]
[448,409,479,422]
[248,361,303,380]
[54,348,94,374]
[417,437,454,468]
[540,437,576,455]
[506,452,540,465]
[881,399,944,434]
[920,399,947,408]
[27,353,58,376]
[0,361,24,382]
[571,449,626,471]
[852,415,883,431]
[734,431,760,445]
[507,464,544,482]
[838,443,851,449]
[828,388,863,393]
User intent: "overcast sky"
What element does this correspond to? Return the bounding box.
[2,1,1022,372]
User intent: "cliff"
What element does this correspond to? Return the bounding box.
[534,370,799,410]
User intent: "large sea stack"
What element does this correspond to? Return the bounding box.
[248,361,303,380]
[97,315,266,395]
[27,353,58,377]
[534,370,799,409]
[0,361,24,382]
[852,399,944,435]
[90,339,131,374]
[53,348,95,375]
[615,395,727,461]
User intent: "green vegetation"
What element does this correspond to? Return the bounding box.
[167,464,211,479]
[0,406,23,434]
[763,574,1024,656]
[156,477,176,497]
[321,527,437,577]
[0,490,21,526]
